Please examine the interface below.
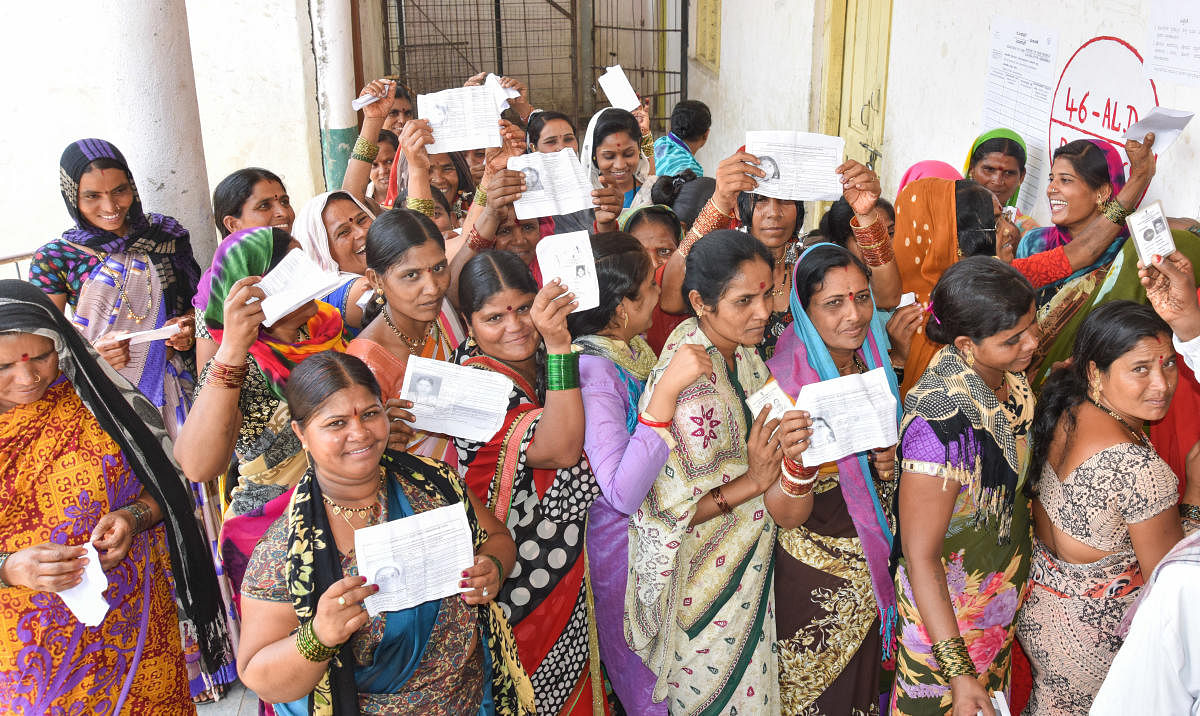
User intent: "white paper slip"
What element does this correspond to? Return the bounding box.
[351,93,382,111]
[984,691,1012,716]
[1125,106,1194,153]
[254,249,346,327]
[124,323,181,345]
[744,131,845,202]
[897,292,918,309]
[745,378,798,423]
[355,503,476,616]
[398,356,514,442]
[1127,200,1177,264]
[418,85,504,155]
[794,367,898,467]
[534,231,601,312]
[484,73,522,112]
[508,148,593,220]
[597,65,641,111]
[57,543,110,627]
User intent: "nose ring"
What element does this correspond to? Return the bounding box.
[33,374,41,383]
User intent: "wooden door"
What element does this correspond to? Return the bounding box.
[819,0,893,171]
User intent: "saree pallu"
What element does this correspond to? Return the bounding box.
[1016,539,1143,716]
[776,468,883,715]
[0,380,190,714]
[452,350,607,716]
[1026,231,1200,389]
[627,319,779,715]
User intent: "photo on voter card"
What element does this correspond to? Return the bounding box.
[408,373,443,407]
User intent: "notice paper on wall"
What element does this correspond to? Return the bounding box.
[418,85,504,154]
[507,148,594,219]
[1125,106,1194,153]
[748,367,898,467]
[597,65,641,111]
[534,231,601,312]
[398,356,514,442]
[354,503,475,616]
[1146,0,1200,87]
[56,543,109,627]
[1126,200,1178,264]
[980,17,1058,219]
[251,249,346,327]
[743,131,845,202]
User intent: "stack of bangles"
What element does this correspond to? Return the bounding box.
[1181,503,1200,524]
[679,198,735,257]
[546,352,580,391]
[296,620,339,662]
[474,185,488,208]
[120,500,153,533]
[205,359,249,389]
[780,455,818,497]
[405,196,437,218]
[850,216,894,266]
[1099,198,1132,225]
[466,224,496,252]
[931,635,978,680]
[639,132,654,160]
[351,136,379,164]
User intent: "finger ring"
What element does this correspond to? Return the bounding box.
[337,596,346,606]
[482,587,489,597]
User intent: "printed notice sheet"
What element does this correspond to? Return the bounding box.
[534,231,600,312]
[748,367,897,467]
[1147,0,1200,87]
[124,323,181,345]
[418,85,504,154]
[1127,201,1177,264]
[57,543,109,627]
[1125,106,1194,153]
[507,149,593,219]
[597,65,640,111]
[354,503,475,616]
[981,17,1058,219]
[253,249,345,327]
[744,131,844,202]
[399,356,513,442]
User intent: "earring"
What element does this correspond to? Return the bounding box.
[1089,374,1102,400]
[375,289,385,306]
[622,313,629,330]
[465,334,476,349]
[962,348,975,368]
[696,306,705,319]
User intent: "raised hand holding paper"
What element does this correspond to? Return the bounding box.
[534,231,600,312]
[252,249,346,327]
[745,378,797,422]
[417,85,504,154]
[597,65,641,111]
[1126,200,1177,264]
[398,356,514,442]
[507,149,593,219]
[744,131,845,202]
[897,292,918,309]
[1124,106,1193,153]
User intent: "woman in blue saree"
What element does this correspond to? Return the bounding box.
[236,351,533,715]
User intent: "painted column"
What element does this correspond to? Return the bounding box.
[311,0,360,190]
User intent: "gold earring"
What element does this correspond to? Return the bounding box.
[963,348,975,368]
[696,306,704,318]
[622,313,629,330]
[1089,374,1102,400]
[375,289,385,306]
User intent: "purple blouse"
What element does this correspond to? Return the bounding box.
[579,354,669,715]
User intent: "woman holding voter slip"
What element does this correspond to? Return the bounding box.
[451,250,608,715]
[626,231,815,715]
[566,232,712,715]
[763,240,900,713]
[236,351,533,715]
[659,149,901,359]
[890,257,1040,715]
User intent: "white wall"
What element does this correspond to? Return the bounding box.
[685,0,819,176]
[881,0,1200,224]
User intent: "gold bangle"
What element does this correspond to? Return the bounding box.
[405,197,437,217]
[352,136,380,163]
[1099,198,1131,226]
[931,636,977,680]
[474,185,488,207]
[295,619,339,662]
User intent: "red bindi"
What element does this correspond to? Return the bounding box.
[506,306,513,312]
[759,282,766,289]
[19,353,29,362]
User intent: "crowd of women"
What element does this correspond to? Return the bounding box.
[3,69,1199,716]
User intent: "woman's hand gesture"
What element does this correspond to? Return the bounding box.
[1,543,88,592]
[1125,131,1156,182]
[91,509,138,570]
[950,675,994,716]
[837,159,881,217]
[460,554,502,605]
[357,79,395,121]
[94,333,131,371]
[530,279,577,355]
[312,576,377,649]
[777,409,814,465]
[385,398,416,450]
[592,178,624,231]
[215,277,267,359]
[886,303,925,365]
[659,344,712,397]
[399,119,435,172]
[164,313,195,352]
[1140,251,1200,341]
[713,151,764,214]
[745,406,783,494]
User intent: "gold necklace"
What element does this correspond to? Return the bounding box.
[382,305,434,352]
[837,352,867,376]
[322,469,387,527]
[98,252,155,324]
[1086,396,1150,448]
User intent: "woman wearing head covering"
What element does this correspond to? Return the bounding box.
[0,280,230,712]
[897,160,962,192]
[580,107,657,211]
[963,129,1037,233]
[237,351,533,716]
[765,243,899,712]
[290,191,376,337]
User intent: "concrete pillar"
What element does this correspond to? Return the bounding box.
[311,0,360,190]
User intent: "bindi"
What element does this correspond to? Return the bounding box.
[19,354,29,362]
[506,305,513,312]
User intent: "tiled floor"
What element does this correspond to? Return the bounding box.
[196,681,259,716]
